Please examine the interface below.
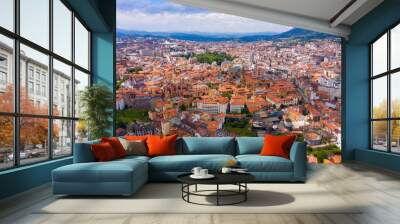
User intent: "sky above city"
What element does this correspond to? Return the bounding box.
[117,0,292,34]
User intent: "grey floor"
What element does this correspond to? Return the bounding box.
[1,162,400,224]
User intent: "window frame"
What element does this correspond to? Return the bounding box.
[0,0,92,171]
[370,21,400,154]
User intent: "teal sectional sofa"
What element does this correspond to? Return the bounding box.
[52,137,307,196]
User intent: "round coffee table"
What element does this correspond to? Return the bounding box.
[177,173,255,206]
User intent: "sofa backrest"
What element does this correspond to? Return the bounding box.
[235,137,264,155]
[73,139,100,163]
[178,137,235,155]
[74,137,302,159]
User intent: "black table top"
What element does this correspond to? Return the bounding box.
[177,172,255,185]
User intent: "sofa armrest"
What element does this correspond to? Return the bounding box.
[289,141,307,182]
[73,140,100,163]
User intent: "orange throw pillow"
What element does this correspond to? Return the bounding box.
[91,142,117,162]
[146,135,178,157]
[260,135,296,159]
[125,135,148,141]
[101,137,127,158]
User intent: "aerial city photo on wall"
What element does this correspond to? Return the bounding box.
[115,0,342,164]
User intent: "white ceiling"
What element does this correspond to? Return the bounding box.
[228,0,352,22]
[173,0,384,38]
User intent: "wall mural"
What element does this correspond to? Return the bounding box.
[116,0,342,164]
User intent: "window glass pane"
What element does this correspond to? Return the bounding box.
[372,121,388,151]
[391,72,400,118]
[391,24,400,70]
[53,59,72,117]
[20,117,49,165]
[53,119,72,157]
[53,0,72,60]
[20,44,49,115]
[0,35,14,112]
[372,76,387,119]
[0,116,13,170]
[20,0,49,49]
[0,0,14,31]
[391,120,400,153]
[75,120,88,143]
[372,33,387,76]
[74,18,89,70]
[74,69,89,118]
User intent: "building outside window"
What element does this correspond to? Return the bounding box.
[28,81,34,94]
[0,55,7,67]
[41,85,46,97]
[0,54,7,89]
[35,70,40,81]
[0,71,6,84]
[36,83,40,95]
[28,66,34,79]
[41,73,46,83]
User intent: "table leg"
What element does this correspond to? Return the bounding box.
[245,183,247,201]
[187,184,190,202]
[217,184,219,206]
[195,184,198,192]
[181,184,183,199]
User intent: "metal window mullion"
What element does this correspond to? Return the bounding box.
[71,10,76,156]
[74,64,90,74]
[112,4,117,137]
[370,45,373,149]
[88,31,91,75]
[13,0,20,167]
[388,30,391,152]
[48,0,54,160]
[372,118,395,121]
[370,67,400,79]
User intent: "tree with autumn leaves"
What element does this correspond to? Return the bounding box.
[372,99,400,143]
[0,85,59,153]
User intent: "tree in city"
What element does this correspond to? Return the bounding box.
[372,100,388,140]
[0,85,13,150]
[128,66,143,73]
[241,105,250,115]
[20,87,50,149]
[372,99,400,143]
[179,104,187,111]
[0,116,13,149]
[0,85,55,150]
[195,52,235,65]
[76,120,88,141]
[221,92,232,100]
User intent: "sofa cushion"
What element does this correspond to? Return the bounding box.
[236,155,293,172]
[119,138,147,156]
[53,159,147,183]
[91,142,118,162]
[101,137,127,158]
[149,154,235,172]
[179,137,235,155]
[236,137,264,155]
[147,135,178,157]
[260,135,296,159]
